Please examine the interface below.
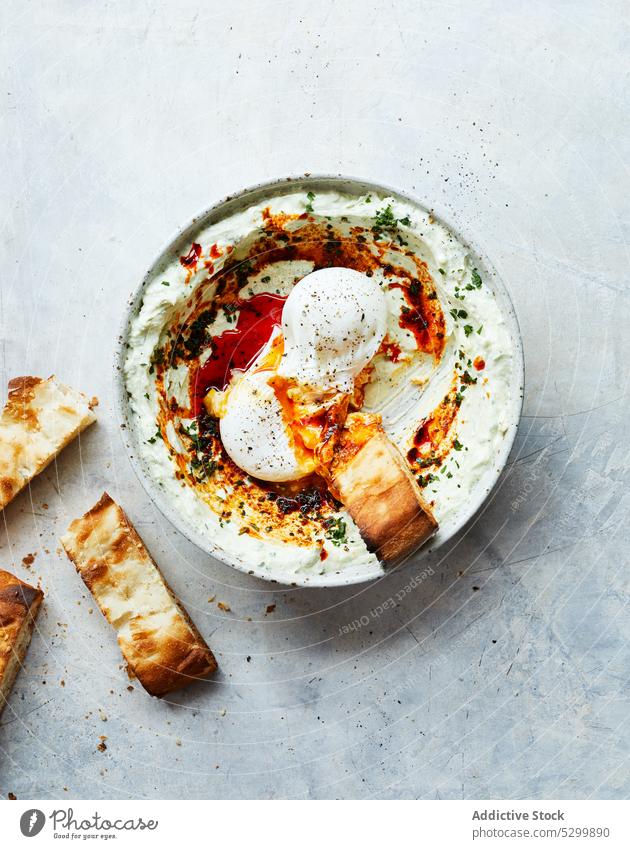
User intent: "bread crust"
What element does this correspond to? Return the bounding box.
[0,570,43,717]
[61,493,217,697]
[0,375,96,510]
[331,430,437,566]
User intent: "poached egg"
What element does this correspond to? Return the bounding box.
[218,268,387,482]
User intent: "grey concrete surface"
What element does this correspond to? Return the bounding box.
[0,0,629,800]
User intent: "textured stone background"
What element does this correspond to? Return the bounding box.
[1,0,628,799]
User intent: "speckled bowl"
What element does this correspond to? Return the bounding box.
[115,175,524,587]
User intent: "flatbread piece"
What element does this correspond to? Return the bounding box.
[61,493,217,697]
[0,570,43,717]
[0,375,96,510]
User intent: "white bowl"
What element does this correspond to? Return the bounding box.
[115,175,524,587]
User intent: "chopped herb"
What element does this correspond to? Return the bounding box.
[471,267,482,288]
[191,458,217,480]
[409,281,420,296]
[417,455,439,469]
[365,195,372,203]
[477,325,483,334]
[453,439,463,451]
[161,280,170,286]
[222,302,239,324]
[147,428,162,445]
[450,308,468,321]
[178,421,198,439]
[373,204,398,232]
[438,268,446,276]
[305,190,315,213]
[418,473,439,488]
[464,324,474,337]
[324,516,347,546]
[399,215,411,226]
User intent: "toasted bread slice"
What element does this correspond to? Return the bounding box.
[61,493,217,697]
[331,429,437,566]
[0,376,96,511]
[0,570,43,717]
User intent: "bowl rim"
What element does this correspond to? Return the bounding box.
[114,172,525,588]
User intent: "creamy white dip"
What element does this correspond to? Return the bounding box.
[123,189,517,585]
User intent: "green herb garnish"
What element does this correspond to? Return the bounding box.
[450,308,468,321]
[374,204,398,230]
[324,516,347,546]
[147,428,163,445]
[222,302,239,324]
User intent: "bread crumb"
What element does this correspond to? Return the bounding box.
[96,736,107,753]
[218,707,227,716]
[207,595,216,603]
[217,601,231,612]
[175,738,182,747]
[265,603,276,614]
[8,792,16,800]
[22,553,35,567]
[98,709,108,722]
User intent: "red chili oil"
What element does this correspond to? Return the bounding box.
[180,242,202,268]
[191,292,286,413]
